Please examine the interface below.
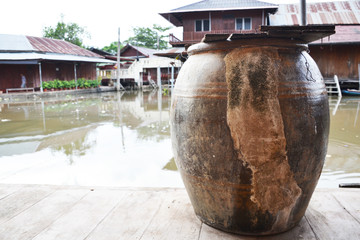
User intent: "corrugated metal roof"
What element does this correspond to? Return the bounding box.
[0,34,110,63]
[171,0,278,12]
[0,34,102,58]
[135,45,159,57]
[270,1,360,25]
[0,34,34,51]
[120,44,162,58]
[0,52,115,63]
[26,36,101,57]
[310,25,360,44]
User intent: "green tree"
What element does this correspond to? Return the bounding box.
[43,19,89,47]
[125,24,172,50]
[102,41,124,55]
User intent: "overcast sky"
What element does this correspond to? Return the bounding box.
[0,0,338,48]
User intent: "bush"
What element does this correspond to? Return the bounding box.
[62,81,71,89]
[84,79,91,88]
[52,79,64,89]
[77,78,85,88]
[43,79,99,90]
[42,81,51,90]
[69,80,76,88]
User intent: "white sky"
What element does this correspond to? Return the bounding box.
[0,0,338,48]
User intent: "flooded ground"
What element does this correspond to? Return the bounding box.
[318,96,360,188]
[0,91,180,188]
[0,92,359,188]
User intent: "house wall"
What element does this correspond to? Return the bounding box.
[40,62,96,81]
[0,64,38,91]
[309,44,360,80]
[0,61,97,92]
[182,10,265,42]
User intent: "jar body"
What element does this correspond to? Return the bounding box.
[170,42,329,235]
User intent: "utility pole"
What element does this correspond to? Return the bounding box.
[300,0,306,26]
[117,27,121,91]
[157,33,160,50]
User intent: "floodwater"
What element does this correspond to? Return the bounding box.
[318,96,360,188]
[0,92,359,188]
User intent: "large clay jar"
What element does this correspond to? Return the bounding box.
[170,35,330,235]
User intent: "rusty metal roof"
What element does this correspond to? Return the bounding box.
[0,34,102,58]
[0,52,115,63]
[26,36,101,57]
[270,1,360,25]
[0,34,115,63]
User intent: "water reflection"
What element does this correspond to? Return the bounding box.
[0,93,359,188]
[0,91,181,187]
[318,96,360,188]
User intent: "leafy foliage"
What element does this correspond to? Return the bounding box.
[101,24,172,53]
[77,78,85,88]
[41,79,100,90]
[124,24,171,50]
[43,19,89,47]
[102,41,124,55]
[42,81,51,90]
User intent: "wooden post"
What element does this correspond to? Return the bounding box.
[171,64,175,90]
[358,63,360,90]
[117,28,121,91]
[38,62,43,93]
[74,63,77,90]
[157,66,161,89]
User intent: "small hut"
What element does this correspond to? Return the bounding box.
[0,34,114,93]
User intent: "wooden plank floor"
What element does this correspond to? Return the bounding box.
[0,184,359,240]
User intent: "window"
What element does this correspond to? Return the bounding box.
[236,18,252,30]
[195,19,210,32]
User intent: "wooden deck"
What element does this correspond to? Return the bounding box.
[0,184,359,240]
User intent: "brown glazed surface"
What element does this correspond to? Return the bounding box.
[170,40,329,235]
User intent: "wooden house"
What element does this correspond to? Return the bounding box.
[0,34,114,93]
[161,0,360,85]
[160,0,278,47]
[270,1,360,84]
[96,44,182,88]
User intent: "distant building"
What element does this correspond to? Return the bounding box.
[160,0,360,83]
[95,44,182,88]
[159,0,278,47]
[0,34,114,93]
[270,1,360,83]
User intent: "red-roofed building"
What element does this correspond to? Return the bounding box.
[0,34,114,92]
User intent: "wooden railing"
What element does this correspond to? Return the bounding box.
[169,34,182,44]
